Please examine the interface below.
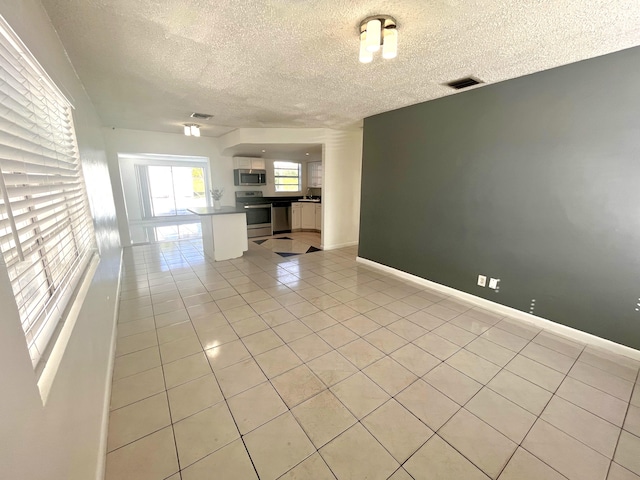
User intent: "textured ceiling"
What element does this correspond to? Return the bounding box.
[41,0,640,137]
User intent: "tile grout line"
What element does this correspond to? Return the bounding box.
[155,249,187,478]
[604,366,640,479]
[125,281,622,470]
[425,349,526,479]
[166,250,259,477]
[494,341,586,480]
[110,240,639,480]
[225,281,422,478]
[230,285,329,479]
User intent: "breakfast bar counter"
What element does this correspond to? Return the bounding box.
[188,207,248,261]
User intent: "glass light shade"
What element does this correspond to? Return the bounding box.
[365,19,381,52]
[184,125,191,136]
[190,125,200,137]
[382,28,398,59]
[359,31,373,63]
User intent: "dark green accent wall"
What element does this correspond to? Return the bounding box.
[359,46,640,350]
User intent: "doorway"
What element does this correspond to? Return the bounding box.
[119,154,210,244]
[139,165,207,217]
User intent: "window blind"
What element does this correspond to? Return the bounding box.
[0,16,96,367]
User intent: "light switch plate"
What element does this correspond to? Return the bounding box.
[489,278,499,289]
[477,275,487,287]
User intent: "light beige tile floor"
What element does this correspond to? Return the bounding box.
[107,237,640,480]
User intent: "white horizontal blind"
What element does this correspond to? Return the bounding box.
[0,16,96,367]
[308,162,322,187]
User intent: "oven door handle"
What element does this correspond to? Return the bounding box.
[243,204,272,209]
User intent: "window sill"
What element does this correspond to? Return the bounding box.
[36,253,100,405]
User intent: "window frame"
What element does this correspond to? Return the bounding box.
[273,161,302,193]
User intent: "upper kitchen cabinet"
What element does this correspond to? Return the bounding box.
[308,161,322,188]
[234,157,266,170]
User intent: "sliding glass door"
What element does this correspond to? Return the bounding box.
[142,165,207,217]
[119,154,210,244]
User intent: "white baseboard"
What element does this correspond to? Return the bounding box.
[323,240,358,251]
[356,256,640,362]
[95,249,123,480]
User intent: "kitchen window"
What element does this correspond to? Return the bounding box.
[0,15,96,368]
[273,161,301,192]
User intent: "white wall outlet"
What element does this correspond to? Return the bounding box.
[477,275,487,287]
[489,278,499,289]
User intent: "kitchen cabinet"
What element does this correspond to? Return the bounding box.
[307,161,322,188]
[293,202,320,231]
[292,203,301,230]
[315,204,322,231]
[189,207,248,261]
[233,157,265,170]
[301,203,315,229]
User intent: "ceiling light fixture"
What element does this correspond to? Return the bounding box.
[359,15,397,63]
[184,124,200,137]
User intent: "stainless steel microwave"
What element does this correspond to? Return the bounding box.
[234,169,267,186]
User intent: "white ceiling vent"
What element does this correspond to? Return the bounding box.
[190,112,213,120]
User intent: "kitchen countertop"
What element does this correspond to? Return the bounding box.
[236,197,321,207]
[270,198,321,204]
[262,196,321,202]
[188,207,247,216]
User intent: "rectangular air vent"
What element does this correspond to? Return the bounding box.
[191,112,213,120]
[446,77,483,90]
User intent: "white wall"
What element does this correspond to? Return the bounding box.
[0,2,121,480]
[102,128,232,246]
[219,128,363,249]
[322,129,363,249]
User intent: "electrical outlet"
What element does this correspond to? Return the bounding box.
[489,278,499,289]
[477,275,487,287]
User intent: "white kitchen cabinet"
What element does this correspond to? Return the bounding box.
[192,208,248,261]
[315,204,322,231]
[233,157,265,170]
[293,201,321,231]
[292,203,302,230]
[301,203,316,229]
[307,161,322,188]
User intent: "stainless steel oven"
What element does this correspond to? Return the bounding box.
[235,191,272,238]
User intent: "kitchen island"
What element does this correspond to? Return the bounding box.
[188,207,248,261]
